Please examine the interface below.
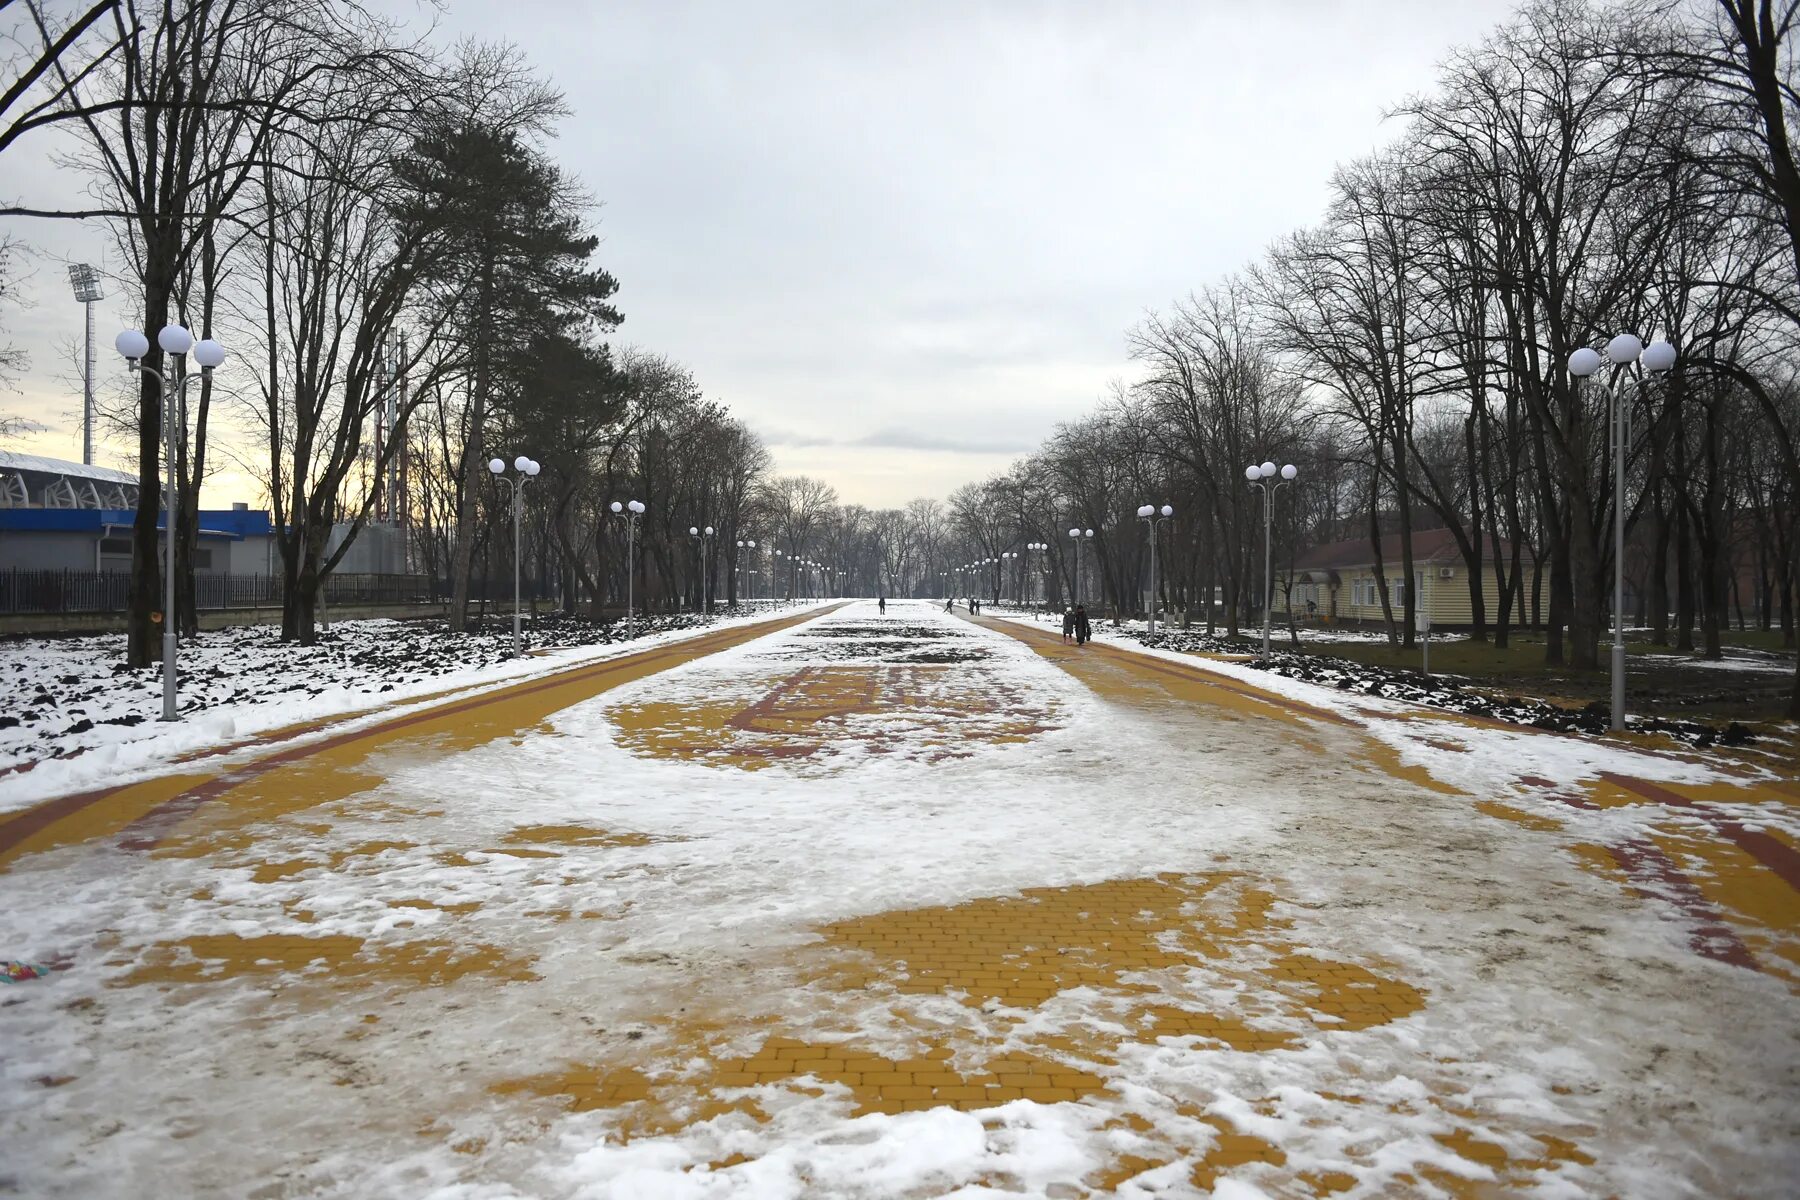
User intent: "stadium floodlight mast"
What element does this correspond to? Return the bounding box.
[689,525,715,613]
[116,323,226,721]
[609,499,646,619]
[1245,461,1298,658]
[1136,504,1175,635]
[1567,334,1677,733]
[68,265,104,466]
[488,455,541,657]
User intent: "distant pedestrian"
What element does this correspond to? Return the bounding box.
[945,598,954,613]
[1073,604,1091,646]
[1061,608,1075,643]
[878,596,887,615]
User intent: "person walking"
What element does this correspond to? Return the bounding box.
[945,597,954,613]
[878,596,887,615]
[1061,607,1075,644]
[1073,604,1091,646]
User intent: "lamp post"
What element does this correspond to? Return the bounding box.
[116,324,226,721]
[689,525,715,612]
[735,538,757,605]
[489,455,541,657]
[1136,504,1174,635]
[1067,527,1093,606]
[1568,334,1677,732]
[69,265,103,466]
[609,499,646,619]
[1245,461,1297,657]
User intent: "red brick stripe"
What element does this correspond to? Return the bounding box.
[1599,772,1800,894]
[1606,837,1759,970]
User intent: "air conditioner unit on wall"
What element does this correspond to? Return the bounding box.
[1438,567,1455,579]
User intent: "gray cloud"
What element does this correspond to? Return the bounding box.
[2,0,1521,508]
[759,425,1037,456]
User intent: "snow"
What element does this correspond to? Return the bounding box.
[991,612,1781,750]
[1639,651,1796,674]
[1,601,1794,1198]
[0,602,832,812]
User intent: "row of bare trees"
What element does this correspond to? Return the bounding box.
[813,0,1800,719]
[1,2,628,648]
[3,1,1794,715]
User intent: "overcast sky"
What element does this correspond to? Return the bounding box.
[0,0,1517,510]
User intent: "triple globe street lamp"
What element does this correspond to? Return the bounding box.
[1067,526,1094,606]
[1024,542,1048,607]
[735,538,758,602]
[116,323,227,721]
[608,499,646,619]
[1136,504,1174,635]
[689,525,715,613]
[1567,332,1678,733]
[488,455,541,657]
[1245,461,1298,658]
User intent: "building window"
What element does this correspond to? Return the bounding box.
[99,537,133,556]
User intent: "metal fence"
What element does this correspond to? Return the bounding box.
[0,569,437,615]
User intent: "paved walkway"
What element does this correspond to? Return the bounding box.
[1,601,1794,1198]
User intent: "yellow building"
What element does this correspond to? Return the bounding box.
[1274,530,1546,629]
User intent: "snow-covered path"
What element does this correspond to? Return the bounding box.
[0,601,1794,1198]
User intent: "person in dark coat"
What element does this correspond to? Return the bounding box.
[878,596,887,614]
[1061,608,1075,643]
[1073,604,1091,645]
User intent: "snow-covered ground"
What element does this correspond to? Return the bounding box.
[988,610,1787,750]
[1639,650,1796,674]
[0,602,830,812]
[1,601,1794,1198]
[987,608,1450,646]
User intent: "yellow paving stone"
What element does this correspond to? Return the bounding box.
[115,932,536,988]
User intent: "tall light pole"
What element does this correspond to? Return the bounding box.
[489,455,540,657]
[69,265,103,466]
[1568,334,1677,732]
[1245,461,1297,657]
[735,538,757,605]
[609,499,646,620]
[116,324,226,721]
[689,525,715,612]
[1067,527,1093,606]
[1136,504,1174,635]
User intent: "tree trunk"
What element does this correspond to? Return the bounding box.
[450,253,496,631]
[127,281,174,668]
